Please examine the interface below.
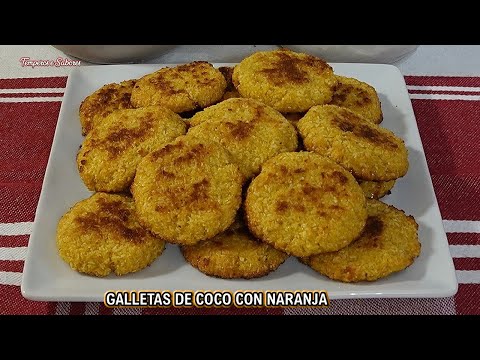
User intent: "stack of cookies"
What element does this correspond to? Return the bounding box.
[56,49,420,283]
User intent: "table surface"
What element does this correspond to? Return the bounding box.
[1,45,479,315]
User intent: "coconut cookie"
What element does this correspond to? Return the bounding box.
[131,61,226,113]
[187,98,298,179]
[245,152,367,257]
[232,49,337,113]
[301,199,421,282]
[56,192,165,277]
[79,79,136,135]
[298,105,408,181]
[77,106,186,192]
[330,75,383,124]
[131,136,243,245]
[181,219,288,279]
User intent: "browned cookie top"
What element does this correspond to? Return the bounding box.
[232,49,337,113]
[302,199,421,282]
[131,62,227,113]
[245,152,367,257]
[79,79,136,135]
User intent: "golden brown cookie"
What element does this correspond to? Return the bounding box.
[56,192,165,277]
[77,106,186,192]
[187,98,298,179]
[79,79,136,135]
[301,199,421,282]
[131,135,243,245]
[330,75,383,124]
[181,219,288,279]
[245,152,367,257]
[298,105,409,181]
[131,62,226,113]
[232,49,337,112]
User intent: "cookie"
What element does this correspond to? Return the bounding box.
[301,199,421,282]
[245,152,367,257]
[56,192,165,277]
[232,49,337,112]
[131,135,243,245]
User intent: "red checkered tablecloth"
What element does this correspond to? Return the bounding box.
[1,75,479,315]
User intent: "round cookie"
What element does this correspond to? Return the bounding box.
[358,179,396,199]
[301,199,421,282]
[181,219,288,279]
[56,192,165,277]
[131,135,243,245]
[298,104,409,181]
[131,61,226,113]
[245,152,367,257]
[79,79,136,135]
[232,49,337,113]
[77,106,187,192]
[330,75,383,124]
[187,98,298,179]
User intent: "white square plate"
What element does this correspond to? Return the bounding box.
[21,63,458,302]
